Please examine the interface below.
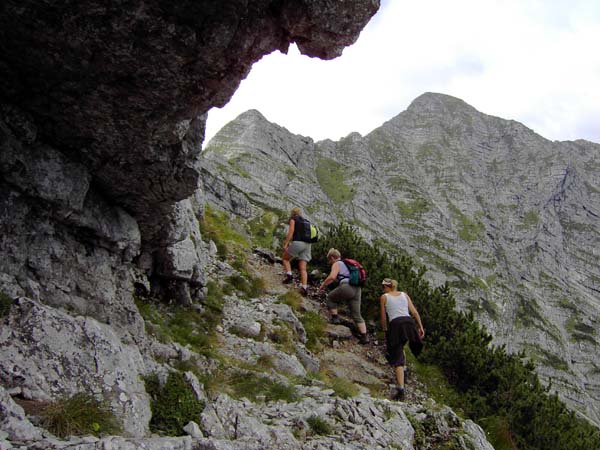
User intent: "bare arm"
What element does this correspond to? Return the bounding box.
[283,219,295,248]
[319,262,340,291]
[407,294,425,338]
[379,295,388,331]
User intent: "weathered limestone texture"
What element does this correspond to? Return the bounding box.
[0,0,379,304]
[0,0,382,445]
[0,298,152,437]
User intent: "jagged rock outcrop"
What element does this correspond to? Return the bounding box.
[0,298,152,437]
[0,250,496,449]
[201,92,600,425]
[0,0,382,445]
[0,0,380,306]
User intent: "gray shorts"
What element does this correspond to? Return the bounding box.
[287,240,312,262]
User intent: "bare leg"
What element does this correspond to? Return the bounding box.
[298,260,307,286]
[394,365,405,387]
[357,322,367,334]
[282,250,292,273]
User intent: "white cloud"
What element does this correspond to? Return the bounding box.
[204,0,600,146]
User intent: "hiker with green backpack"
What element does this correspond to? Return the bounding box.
[282,207,318,296]
[318,248,369,345]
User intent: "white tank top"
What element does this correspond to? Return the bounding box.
[385,292,410,322]
[336,260,350,284]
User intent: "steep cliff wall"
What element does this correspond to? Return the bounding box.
[0,0,379,311]
[0,0,380,442]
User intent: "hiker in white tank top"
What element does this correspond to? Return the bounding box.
[384,291,410,320]
[379,278,425,401]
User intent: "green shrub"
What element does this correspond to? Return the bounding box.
[312,222,600,450]
[145,372,205,436]
[0,292,12,317]
[307,415,332,435]
[134,281,224,357]
[40,393,121,438]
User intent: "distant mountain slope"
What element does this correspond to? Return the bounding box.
[201,92,600,425]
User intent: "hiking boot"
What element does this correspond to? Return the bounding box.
[393,387,406,401]
[358,333,369,345]
[330,315,341,325]
[282,273,293,284]
[298,287,308,296]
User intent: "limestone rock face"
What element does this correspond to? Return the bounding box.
[0,298,151,437]
[0,0,382,444]
[0,0,379,305]
[201,92,600,424]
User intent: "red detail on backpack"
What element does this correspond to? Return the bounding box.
[342,258,367,287]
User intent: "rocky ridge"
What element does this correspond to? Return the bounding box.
[201,93,600,425]
[0,247,495,449]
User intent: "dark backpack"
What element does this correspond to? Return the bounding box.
[296,217,319,243]
[342,258,366,287]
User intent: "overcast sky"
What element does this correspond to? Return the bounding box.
[204,0,600,147]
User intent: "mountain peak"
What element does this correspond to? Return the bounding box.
[236,109,268,122]
[406,92,478,116]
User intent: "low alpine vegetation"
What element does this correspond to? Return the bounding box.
[307,414,333,436]
[313,223,600,450]
[0,291,12,317]
[145,372,205,436]
[40,392,121,438]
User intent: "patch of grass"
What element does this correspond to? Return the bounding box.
[524,345,569,372]
[330,377,360,399]
[145,372,205,436]
[40,393,121,438]
[199,205,250,259]
[134,281,224,357]
[247,209,283,249]
[299,311,327,353]
[478,416,518,450]
[406,353,466,415]
[226,371,300,403]
[277,290,303,312]
[397,196,431,220]
[268,320,296,353]
[0,291,13,317]
[447,202,485,242]
[224,273,266,299]
[307,415,332,436]
[571,332,597,345]
[315,157,355,203]
[465,296,499,320]
[515,294,545,329]
[556,297,578,313]
[518,210,540,230]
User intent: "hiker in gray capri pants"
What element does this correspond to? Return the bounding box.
[318,248,369,345]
